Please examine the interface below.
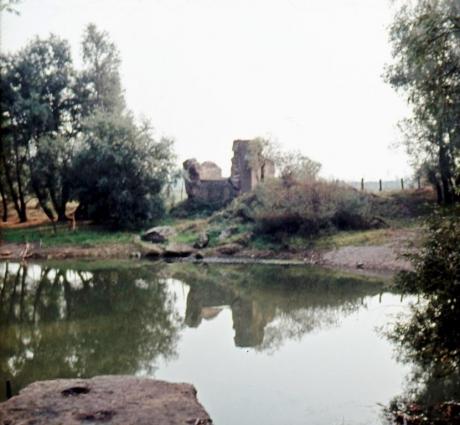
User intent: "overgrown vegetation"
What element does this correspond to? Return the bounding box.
[386,0,460,205]
[386,207,460,424]
[216,179,432,239]
[0,24,175,229]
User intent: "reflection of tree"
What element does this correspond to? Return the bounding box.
[386,209,460,424]
[386,299,460,424]
[173,264,386,351]
[0,262,181,401]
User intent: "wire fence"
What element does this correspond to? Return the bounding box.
[348,178,425,193]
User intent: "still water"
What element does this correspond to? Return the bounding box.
[0,261,410,424]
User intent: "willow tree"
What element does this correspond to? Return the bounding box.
[386,0,460,204]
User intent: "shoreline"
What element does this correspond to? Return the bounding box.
[0,239,411,276]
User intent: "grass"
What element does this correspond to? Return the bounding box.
[2,224,134,248]
[315,228,396,249]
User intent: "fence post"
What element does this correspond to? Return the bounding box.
[6,380,12,399]
[361,178,364,191]
[400,178,404,190]
[379,179,382,192]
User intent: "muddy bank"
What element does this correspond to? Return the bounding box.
[0,237,413,274]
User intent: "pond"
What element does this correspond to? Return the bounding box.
[0,260,411,425]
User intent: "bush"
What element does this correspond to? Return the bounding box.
[236,179,379,237]
[72,113,175,229]
[386,207,460,424]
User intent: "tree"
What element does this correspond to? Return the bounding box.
[0,0,21,13]
[260,139,321,184]
[386,0,460,204]
[72,112,175,229]
[80,23,125,115]
[1,35,80,222]
[387,207,460,423]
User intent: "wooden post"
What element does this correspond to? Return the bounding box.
[400,178,404,190]
[361,178,364,191]
[379,179,382,192]
[6,380,12,399]
[417,176,421,189]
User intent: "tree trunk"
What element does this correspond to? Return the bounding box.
[13,146,27,222]
[0,178,8,222]
[0,151,22,221]
[30,178,55,223]
[438,144,455,205]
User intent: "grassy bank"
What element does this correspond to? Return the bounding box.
[1,224,134,248]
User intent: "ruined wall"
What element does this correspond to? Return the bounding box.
[231,139,275,194]
[183,159,236,205]
[183,139,275,205]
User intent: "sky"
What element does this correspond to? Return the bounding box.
[2,0,412,180]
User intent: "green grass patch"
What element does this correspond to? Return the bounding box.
[2,224,134,248]
[315,228,395,249]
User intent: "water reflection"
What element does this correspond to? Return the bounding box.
[0,261,389,405]
[386,292,460,424]
[0,262,182,400]
[176,265,386,350]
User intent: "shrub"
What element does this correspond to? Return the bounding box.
[239,179,378,236]
[72,113,175,229]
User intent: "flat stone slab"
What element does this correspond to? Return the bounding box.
[0,376,212,425]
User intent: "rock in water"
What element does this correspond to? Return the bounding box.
[141,226,177,243]
[0,376,212,425]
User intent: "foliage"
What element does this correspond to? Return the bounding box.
[387,207,460,424]
[392,207,460,371]
[72,113,175,229]
[241,179,378,237]
[0,0,21,13]
[80,23,125,115]
[385,0,460,204]
[0,24,175,229]
[1,34,82,222]
[260,138,322,183]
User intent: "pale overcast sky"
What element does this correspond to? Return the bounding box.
[2,0,411,180]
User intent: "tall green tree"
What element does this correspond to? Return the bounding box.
[72,113,175,229]
[1,35,79,222]
[80,23,125,115]
[386,0,460,204]
[1,58,29,222]
[0,0,21,13]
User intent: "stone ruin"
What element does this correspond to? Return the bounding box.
[183,139,275,206]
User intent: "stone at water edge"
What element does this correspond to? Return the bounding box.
[194,232,209,249]
[216,243,243,255]
[141,226,177,243]
[0,376,212,425]
[164,243,195,257]
[217,226,239,243]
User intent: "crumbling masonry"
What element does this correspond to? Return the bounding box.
[183,139,275,206]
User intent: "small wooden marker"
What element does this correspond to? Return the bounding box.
[6,380,12,399]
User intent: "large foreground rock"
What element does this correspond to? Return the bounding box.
[0,376,212,425]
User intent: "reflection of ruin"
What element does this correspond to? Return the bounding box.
[184,280,274,347]
[180,265,387,350]
[183,139,275,206]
